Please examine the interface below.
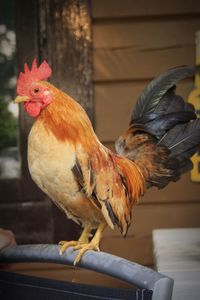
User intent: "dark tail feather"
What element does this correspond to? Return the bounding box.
[131,66,195,124]
[131,87,196,139]
[130,66,196,139]
[116,66,200,190]
[158,119,200,160]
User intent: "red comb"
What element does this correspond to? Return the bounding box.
[16,59,52,95]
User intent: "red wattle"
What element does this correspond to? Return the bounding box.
[24,102,42,118]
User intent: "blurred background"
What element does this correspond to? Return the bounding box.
[0,0,200,283]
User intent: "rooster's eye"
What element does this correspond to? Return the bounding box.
[34,88,40,93]
[31,87,41,96]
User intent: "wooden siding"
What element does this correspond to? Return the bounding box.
[92,0,200,19]
[92,0,200,266]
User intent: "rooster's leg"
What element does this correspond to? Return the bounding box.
[59,226,91,255]
[73,223,106,265]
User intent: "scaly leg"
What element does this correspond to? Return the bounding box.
[59,226,92,255]
[73,223,106,265]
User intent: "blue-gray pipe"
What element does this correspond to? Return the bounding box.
[0,244,173,300]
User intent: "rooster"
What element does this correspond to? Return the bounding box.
[14,60,200,265]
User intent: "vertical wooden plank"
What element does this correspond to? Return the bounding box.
[15,0,39,68]
[44,0,94,122]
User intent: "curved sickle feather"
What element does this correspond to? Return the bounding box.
[131,66,194,123]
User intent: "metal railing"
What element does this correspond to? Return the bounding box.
[0,244,174,300]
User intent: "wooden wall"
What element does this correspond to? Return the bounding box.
[91,0,200,266]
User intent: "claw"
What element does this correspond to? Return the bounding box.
[59,240,80,255]
[73,242,101,265]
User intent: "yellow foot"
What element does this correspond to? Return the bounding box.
[59,223,106,266]
[73,242,100,265]
[59,240,80,255]
[59,226,92,255]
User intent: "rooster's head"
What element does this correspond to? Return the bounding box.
[14,59,52,118]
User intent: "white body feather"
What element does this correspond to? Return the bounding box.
[28,120,103,228]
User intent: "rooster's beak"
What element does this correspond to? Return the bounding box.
[14,95,29,103]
